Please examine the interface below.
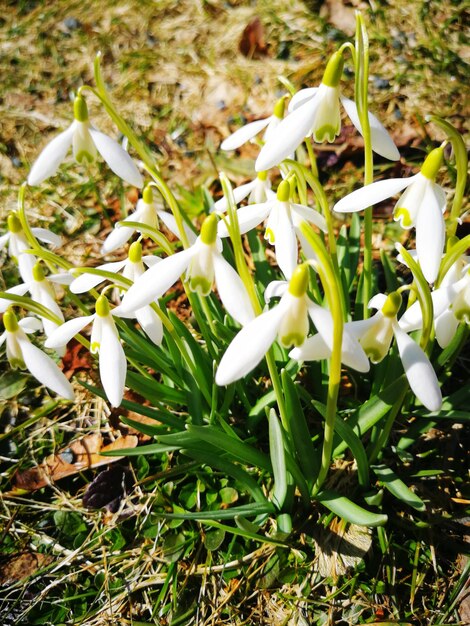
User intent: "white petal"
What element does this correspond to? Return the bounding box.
[289,333,331,362]
[48,272,75,285]
[18,336,74,400]
[255,97,322,171]
[435,309,460,348]
[221,117,272,151]
[99,317,126,407]
[213,253,255,326]
[31,228,62,248]
[70,261,127,294]
[135,306,164,345]
[215,302,288,386]
[273,203,297,279]
[102,224,136,253]
[368,293,388,311]
[291,203,328,233]
[415,184,446,283]
[213,180,257,213]
[334,176,417,214]
[158,210,197,244]
[44,315,95,349]
[394,324,442,412]
[340,96,400,161]
[120,247,196,313]
[0,284,30,313]
[19,317,43,333]
[341,325,371,372]
[143,255,162,268]
[217,202,272,238]
[0,233,10,250]
[264,280,288,303]
[288,88,318,112]
[89,128,143,188]
[27,123,75,186]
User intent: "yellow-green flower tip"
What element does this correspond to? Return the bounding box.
[200,214,218,245]
[276,179,291,202]
[142,185,153,205]
[273,96,286,120]
[95,295,110,317]
[73,95,89,122]
[3,310,19,333]
[382,292,402,318]
[32,262,45,282]
[288,264,309,298]
[257,170,268,182]
[128,241,143,263]
[420,147,444,181]
[7,213,22,234]
[322,51,344,88]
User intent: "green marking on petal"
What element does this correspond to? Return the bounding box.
[73,95,89,122]
[95,295,110,318]
[189,275,212,295]
[313,124,339,143]
[3,310,19,333]
[280,332,305,348]
[322,51,344,88]
[7,213,22,234]
[265,227,275,244]
[257,171,268,182]
[10,357,25,370]
[91,341,100,353]
[394,207,413,228]
[420,147,444,181]
[128,241,143,263]
[365,347,383,364]
[75,150,95,165]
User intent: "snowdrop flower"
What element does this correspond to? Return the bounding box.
[0,310,74,400]
[256,51,399,172]
[334,147,446,283]
[221,96,286,151]
[212,171,275,214]
[217,179,327,278]
[102,185,195,254]
[70,242,164,346]
[216,264,369,386]
[0,213,62,283]
[45,295,126,407]
[27,95,143,188]
[352,292,442,412]
[120,215,254,326]
[400,255,470,348]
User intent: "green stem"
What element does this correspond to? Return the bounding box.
[368,387,407,464]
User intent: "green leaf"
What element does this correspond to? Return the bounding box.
[204,528,225,551]
[333,416,369,487]
[372,464,426,512]
[0,371,29,400]
[269,408,288,510]
[160,501,275,520]
[126,370,187,406]
[316,490,388,527]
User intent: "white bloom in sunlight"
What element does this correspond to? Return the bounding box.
[70,242,164,346]
[400,255,470,348]
[102,185,196,253]
[27,95,143,188]
[0,311,74,400]
[217,179,327,279]
[221,96,286,151]
[352,292,442,412]
[0,213,62,283]
[256,51,399,172]
[216,265,369,386]
[45,295,126,407]
[212,171,275,214]
[119,215,255,327]
[334,147,447,283]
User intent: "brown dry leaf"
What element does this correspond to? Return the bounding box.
[61,339,93,379]
[0,552,54,585]
[320,0,357,36]
[11,433,138,492]
[238,17,269,59]
[313,517,372,578]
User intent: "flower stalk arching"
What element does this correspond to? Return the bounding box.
[436,234,470,288]
[354,11,374,318]
[426,115,468,237]
[17,184,41,254]
[113,220,174,256]
[299,222,344,495]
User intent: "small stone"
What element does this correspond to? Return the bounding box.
[373,77,390,90]
[63,17,82,31]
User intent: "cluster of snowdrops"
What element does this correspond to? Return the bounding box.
[1,19,468,508]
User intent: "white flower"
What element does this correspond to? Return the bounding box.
[27,95,143,188]
[0,310,74,400]
[0,213,62,283]
[45,295,126,407]
[256,51,399,171]
[217,179,327,278]
[220,96,286,151]
[351,292,442,412]
[70,242,164,346]
[400,255,470,348]
[119,215,255,326]
[334,147,447,283]
[212,171,275,214]
[216,265,370,386]
[102,185,196,253]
